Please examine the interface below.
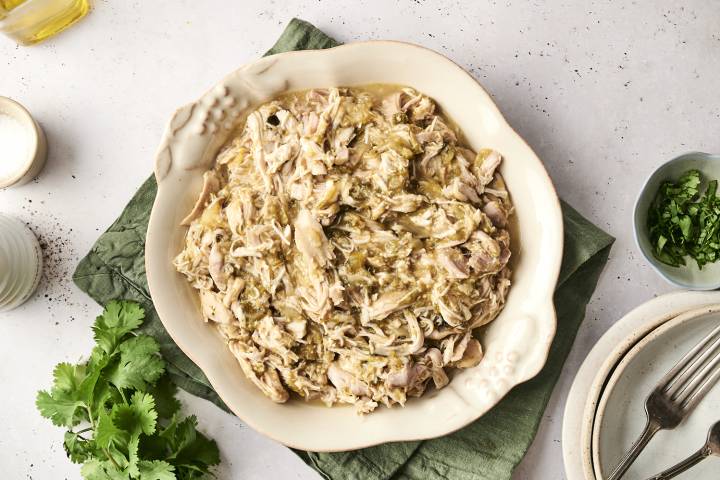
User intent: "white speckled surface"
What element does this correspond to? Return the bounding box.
[1,1,719,478]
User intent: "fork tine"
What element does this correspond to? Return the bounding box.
[666,332,720,397]
[676,345,720,403]
[680,354,720,413]
[660,323,720,393]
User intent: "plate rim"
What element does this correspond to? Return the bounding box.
[591,303,720,478]
[562,291,720,480]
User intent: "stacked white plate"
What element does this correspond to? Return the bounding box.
[563,291,720,479]
[0,213,42,312]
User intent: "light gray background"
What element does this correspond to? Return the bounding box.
[1,1,719,478]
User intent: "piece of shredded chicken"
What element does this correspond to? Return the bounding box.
[174,86,514,413]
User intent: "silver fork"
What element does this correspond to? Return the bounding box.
[645,420,720,480]
[606,322,720,480]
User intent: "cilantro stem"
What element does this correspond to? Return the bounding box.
[119,388,129,405]
[102,447,122,471]
[84,405,95,429]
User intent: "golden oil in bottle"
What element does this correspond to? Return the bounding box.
[0,0,27,14]
[0,0,90,45]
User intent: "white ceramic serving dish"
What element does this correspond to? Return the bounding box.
[592,305,720,479]
[634,151,720,290]
[146,41,563,451]
[562,291,720,480]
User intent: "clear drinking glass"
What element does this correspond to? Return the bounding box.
[0,0,90,45]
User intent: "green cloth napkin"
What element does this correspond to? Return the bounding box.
[73,18,614,480]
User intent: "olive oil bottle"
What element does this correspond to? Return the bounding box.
[0,0,89,45]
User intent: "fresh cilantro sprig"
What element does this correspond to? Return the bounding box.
[648,169,720,268]
[36,300,220,479]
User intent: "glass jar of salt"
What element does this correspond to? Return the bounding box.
[0,96,46,188]
[0,97,45,311]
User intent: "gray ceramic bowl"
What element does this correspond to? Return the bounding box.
[634,151,720,290]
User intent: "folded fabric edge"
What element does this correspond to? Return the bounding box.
[265,17,340,57]
[557,200,614,286]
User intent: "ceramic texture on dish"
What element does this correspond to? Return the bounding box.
[145,41,564,451]
[562,290,720,480]
[0,214,43,312]
[634,151,720,290]
[0,96,47,189]
[593,306,720,479]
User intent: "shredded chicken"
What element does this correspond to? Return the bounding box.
[174,86,514,413]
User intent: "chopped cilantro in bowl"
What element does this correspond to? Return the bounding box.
[647,169,720,269]
[633,152,720,289]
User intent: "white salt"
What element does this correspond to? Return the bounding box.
[0,113,31,183]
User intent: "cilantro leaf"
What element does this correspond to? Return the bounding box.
[167,415,202,457]
[64,431,97,464]
[90,376,115,414]
[107,335,165,391]
[53,362,87,392]
[93,301,145,354]
[36,362,94,427]
[138,460,176,480]
[127,435,141,478]
[88,344,110,371]
[36,390,85,428]
[146,376,181,419]
[160,415,220,475]
[174,429,220,473]
[81,458,130,480]
[95,409,129,451]
[113,392,158,436]
[40,360,108,425]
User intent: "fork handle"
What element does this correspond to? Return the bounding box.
[645,447,710,480]
[606,419,661,480]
